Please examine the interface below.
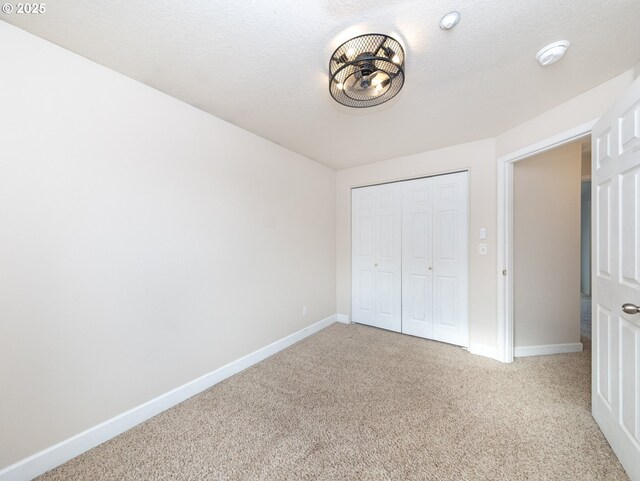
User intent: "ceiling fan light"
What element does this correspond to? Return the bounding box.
[329,33,405,108]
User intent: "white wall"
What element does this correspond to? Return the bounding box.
[0,23,336,469]
[336,139,498,349]
[496,70,634,157]
[513,142,582,348]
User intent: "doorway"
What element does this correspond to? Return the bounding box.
[511,138,591,356]
[496,119,596,363]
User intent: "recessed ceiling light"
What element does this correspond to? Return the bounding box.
[440,12,460,30]
[536,40,570,66]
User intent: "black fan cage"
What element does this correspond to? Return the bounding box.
[329,34,405,108]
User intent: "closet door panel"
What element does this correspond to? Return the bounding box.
[373,183,402,332]
[432,172,469,347]
[352,188,376,326]
[352,183,401,332]
[402,178,434,338]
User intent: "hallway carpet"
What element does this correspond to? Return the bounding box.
[37,323,628,481]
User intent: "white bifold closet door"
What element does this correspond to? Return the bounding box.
[351,182,402,332]
[402,172,468,346]
[351,171,468,347]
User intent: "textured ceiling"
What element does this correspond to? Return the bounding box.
[4,0,640,169]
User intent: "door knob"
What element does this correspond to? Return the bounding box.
[622,303,640,315]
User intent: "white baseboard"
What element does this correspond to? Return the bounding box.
[515,342,583,357]
[336,313,350,324]
[0,314,339,481]
[469,343,504,362]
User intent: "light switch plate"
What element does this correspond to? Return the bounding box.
[480,228,487,240]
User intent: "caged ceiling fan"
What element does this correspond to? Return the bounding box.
[329,33,406,108]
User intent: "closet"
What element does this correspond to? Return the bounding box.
[351,171,469,347]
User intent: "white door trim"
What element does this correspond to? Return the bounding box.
[496,119,598,363]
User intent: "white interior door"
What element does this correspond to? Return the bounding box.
[401,172,469,346]
[592,75,640,481]
[431,172,469,346]
[401,177,434,338]
[352,183,401,332]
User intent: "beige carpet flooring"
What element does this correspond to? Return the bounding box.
[37,323,628,481]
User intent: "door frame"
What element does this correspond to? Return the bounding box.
[496,119,598,363]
